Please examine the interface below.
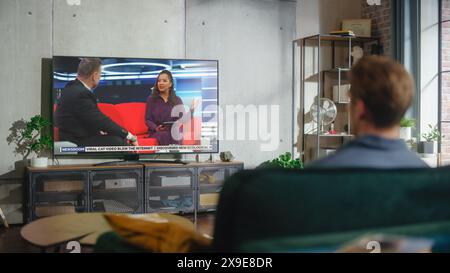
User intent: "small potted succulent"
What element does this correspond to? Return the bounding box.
[399,117,416,141]
[7,115,52,167]
[418,124,443,155]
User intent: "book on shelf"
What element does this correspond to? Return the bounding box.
[332,84,351,103]
[35,203,76,217]
[104,178,137,189]
[43,180,84,192]
[329,30,355,37]
[153,176,191,187]
[199,193,219,207]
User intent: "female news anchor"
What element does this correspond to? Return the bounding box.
[145,70,199,145]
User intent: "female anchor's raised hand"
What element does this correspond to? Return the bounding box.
[190,98,201,113]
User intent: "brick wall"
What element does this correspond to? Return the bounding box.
[361,0,392,56]
[442,0,450,165]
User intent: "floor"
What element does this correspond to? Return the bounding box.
[0,212,216,253]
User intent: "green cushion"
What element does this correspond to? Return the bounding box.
[94,231,145,253]
[240,220,450,252]
[213,167,450,252]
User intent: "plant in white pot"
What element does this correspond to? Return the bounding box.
[399,117,416,141]
[7,115,52,167]
[418,124,443,155]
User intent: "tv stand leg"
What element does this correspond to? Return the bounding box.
[207,154,213,163]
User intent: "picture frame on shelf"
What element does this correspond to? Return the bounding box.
[342,19,372,38]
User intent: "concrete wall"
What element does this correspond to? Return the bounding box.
[186,0,296,167]
[53,0,186,58]
[0,0,296,223]
[0,0,53,223]
[0,0,53,169]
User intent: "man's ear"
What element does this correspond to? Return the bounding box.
[355,99,368,121]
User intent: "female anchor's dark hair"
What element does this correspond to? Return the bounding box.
[151,70,178,106]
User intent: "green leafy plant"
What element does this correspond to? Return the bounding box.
[258,152,303,170]
[7,115,52,159]
[422,124,444,142]
[400,117,416,128]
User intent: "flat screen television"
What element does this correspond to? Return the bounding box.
[52,56,218,157]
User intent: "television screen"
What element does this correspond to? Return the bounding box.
[52,56,218,156]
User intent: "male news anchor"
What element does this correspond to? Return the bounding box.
[55,57,138,147]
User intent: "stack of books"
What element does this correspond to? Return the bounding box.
[329,30,355,37]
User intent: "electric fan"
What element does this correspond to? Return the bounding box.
[310,98,337,133]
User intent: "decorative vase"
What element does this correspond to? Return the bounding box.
[30,157,48,168]
[399,127,412,140]
[417,141,435,154]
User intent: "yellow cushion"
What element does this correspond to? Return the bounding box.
[103,213,212,253]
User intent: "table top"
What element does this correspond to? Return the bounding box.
[20,213,112,248]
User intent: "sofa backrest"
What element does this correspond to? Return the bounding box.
[212,167,450,252]
[98,103,125,129]
[114,103,148,136]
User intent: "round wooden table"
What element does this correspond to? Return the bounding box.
[20,213,112,252]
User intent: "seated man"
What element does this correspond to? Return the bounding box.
[55,58,138,147]
[308,56,427,169]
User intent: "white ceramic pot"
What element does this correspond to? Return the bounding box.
[30,157,48,168]
[399,127,412,140]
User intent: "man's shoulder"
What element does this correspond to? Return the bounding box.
[306,138,428,169]
[306,148,355,168]
[63,82,92,98]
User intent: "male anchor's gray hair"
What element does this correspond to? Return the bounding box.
[77,58,102,78]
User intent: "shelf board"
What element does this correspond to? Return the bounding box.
[199,184,223,193]
[92,187,137,193]
[324,68,351,73]
[36,190,84,194]
[296,34,380,43]
[28,164,142,172]
[147,185,193,191]
[92,189,137,199]
[198,206,217,212]
[305,134,354,137]
[199,183,223,189]
[147,208,194,214]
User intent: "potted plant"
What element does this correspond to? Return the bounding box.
[399,117,416,141]
[258,152,303,170]
[418,124,444,155]
[7,115,52,167]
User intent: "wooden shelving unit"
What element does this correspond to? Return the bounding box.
[295,34,380,162]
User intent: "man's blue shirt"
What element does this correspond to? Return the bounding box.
[307,134,429,169]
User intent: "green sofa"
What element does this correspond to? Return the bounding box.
[95,167,450,252]
[212,167,450,252]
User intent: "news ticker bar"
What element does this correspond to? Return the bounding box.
[60,145,212,153]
